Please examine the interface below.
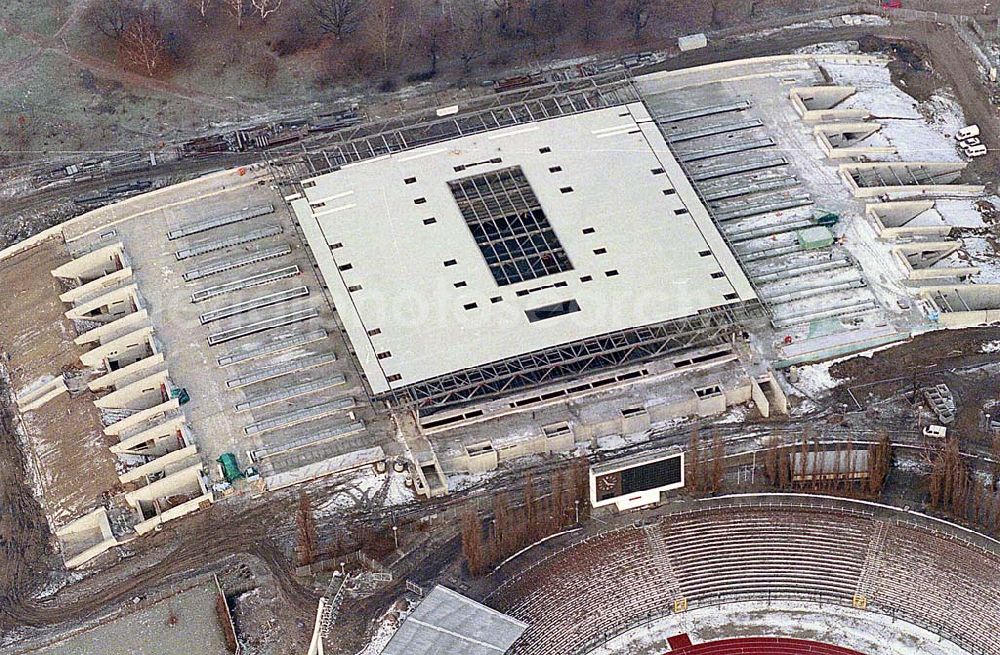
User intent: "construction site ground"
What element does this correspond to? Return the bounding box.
[32,576,232,655]
[5,6,1000,655]
[0,240,119,528]
[829,327,1000,449]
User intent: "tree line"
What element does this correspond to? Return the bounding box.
[925,435,1000,535]
[84,0,767,81]
[462,457,590,577]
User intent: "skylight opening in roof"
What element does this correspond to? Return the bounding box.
[448,166,572,286]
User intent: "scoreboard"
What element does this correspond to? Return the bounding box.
[590,451,684,511]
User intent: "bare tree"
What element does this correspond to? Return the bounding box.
[0,116,31,166]
[866,431,893,497]
[524,0,564,54]
[187,0,215,18]
[991,434,1000,491]
[619,0,654,41]
[416,12,450,76]
[309,0,369,38]
[251,53,279,88]
[87,0,142,40]
[225,0,248,29]
[577,0,600,43]
[251,0,283,21]
[461,509,486,576]
[453,0,490,73]
[687,428,702,493]
[119,11,166,76]
[366,0,407,72]
[295,492,318,566]
[710,432,725,493]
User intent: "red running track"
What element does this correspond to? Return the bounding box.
[668,637,868,655]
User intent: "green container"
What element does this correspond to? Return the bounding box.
[812,209,840,227]
[170,387,191,405]
[797,226,835,250]
[217,453,242,482]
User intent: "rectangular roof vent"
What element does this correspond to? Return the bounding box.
[525,299,581,323]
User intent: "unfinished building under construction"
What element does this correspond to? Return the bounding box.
[4,49,998,570]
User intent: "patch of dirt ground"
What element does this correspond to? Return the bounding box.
[0,239,120,529]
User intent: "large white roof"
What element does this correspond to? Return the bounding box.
[380,585,527,655]
[292,102,755,394]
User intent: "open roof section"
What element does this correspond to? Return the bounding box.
[448,165,573,286]
[291,102,758,409]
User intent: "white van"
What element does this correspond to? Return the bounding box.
[957,124,980,140]
[964,143,987,158]
[923,425,947,438]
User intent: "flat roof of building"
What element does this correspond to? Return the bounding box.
[292,102,756,394]
[380,585,527,655]
[30,578,232,655]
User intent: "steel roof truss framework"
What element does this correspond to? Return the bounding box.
[270,75,640,181]
[385,304,759,413]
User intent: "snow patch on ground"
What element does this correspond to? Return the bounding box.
[354,598,415,655]
[841,14,890,27]
[794,41,858,56]
[789,361,843,398]
[32,569,85,600]
[980,340,1000,353]
[749,19,834,39]
[314,468,416,516]
[446,469,499,493]
[596,434,628,451]
[963,236,1000,282]
[935,199,985,228]
[588,601,970,655]
[827,62,919,117]
[715,405,751,425]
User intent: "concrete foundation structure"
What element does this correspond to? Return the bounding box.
[921,284,1000,327]
[789,86,866,122]
[52,242,127,281]
[111,415,191,456]
[47,239,219,543]
[125,462,212,535]
[15,375,68,412]
[84,328,164,391]
[813,122,895,160]
[839,162,983,198]
[94,370,172,413]
[65,283,142,325]
[866,201,950,239]
[54,507,119,569]
[893,242,978,282]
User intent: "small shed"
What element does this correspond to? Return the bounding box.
[792,449,870,483]
[678,33,708,52]
[797,225,835,250]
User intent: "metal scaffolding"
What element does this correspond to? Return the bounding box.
[384,303,763,414]
[266,73,639,183]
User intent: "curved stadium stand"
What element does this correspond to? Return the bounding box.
[669,637,866,655]
[486,502,1000,655]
